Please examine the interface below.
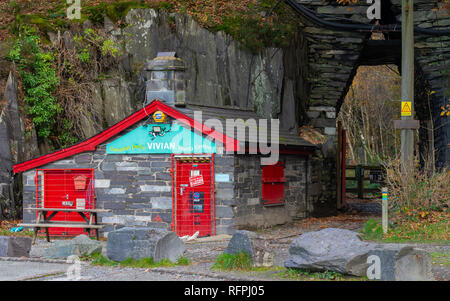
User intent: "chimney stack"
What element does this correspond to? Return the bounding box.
[144,52,186,107]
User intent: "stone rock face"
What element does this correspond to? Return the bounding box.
[44,235,103,259]
[2,71,39,163]
[225,230,274,267]
[106,227,186,262]
[79,82,104,139]
[102,77,134,127]
[285,228,434,281]
[0,72,39,218]
[0,111,12,185]
[0,236,32,257]
[121,9,292,121]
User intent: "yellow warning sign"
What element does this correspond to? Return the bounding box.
[401,102,412,117]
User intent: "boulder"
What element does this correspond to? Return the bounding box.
[106,227,186,262]
[44,235,103,259]
[368,245,434,281]
[0,236,32,257]
[285,228,434,281]
[285,228,374,276]
[225,230,274,267]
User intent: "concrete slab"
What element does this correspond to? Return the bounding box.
[0,260,70,281]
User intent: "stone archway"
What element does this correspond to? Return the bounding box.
[293,0,449,168]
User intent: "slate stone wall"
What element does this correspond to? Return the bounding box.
[307,157,338,217]
[233,154,320,229]
[22,149,336,235]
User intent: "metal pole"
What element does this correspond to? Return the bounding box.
[382,187,388,234]
[401,0,415,173]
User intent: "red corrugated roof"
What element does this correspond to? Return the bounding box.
[13,99,239,173]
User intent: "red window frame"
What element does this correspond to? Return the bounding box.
[261,162,286,206]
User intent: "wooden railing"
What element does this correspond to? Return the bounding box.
[345,165,385,199]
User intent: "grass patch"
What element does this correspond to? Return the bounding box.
[176,256,190,266]
[360,211,450,244]
[360,218,384,241]
[85,252,119,267]
[212,252,253,271]
[431,252,450,267]
[275,268,361,281]
[81,253,190,268]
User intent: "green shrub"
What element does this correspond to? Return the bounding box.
[87,253,119,267]
[8,26,60,140]
[176,257,190,266]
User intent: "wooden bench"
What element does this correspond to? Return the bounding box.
[19,223,105,229]
[21,208,111,244]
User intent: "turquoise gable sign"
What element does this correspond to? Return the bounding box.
[107,123,216,154]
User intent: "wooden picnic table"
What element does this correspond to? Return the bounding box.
[19,208,111,244]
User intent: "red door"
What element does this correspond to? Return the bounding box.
[43,169,94,236]
[175,160,213,237]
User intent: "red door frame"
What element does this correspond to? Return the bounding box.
[171,154,216,237]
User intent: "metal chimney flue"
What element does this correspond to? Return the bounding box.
[144,52,186,107]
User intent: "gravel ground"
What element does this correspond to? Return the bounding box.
[40,265,225,281]
[14,214,450,281]
[0,260,70,281]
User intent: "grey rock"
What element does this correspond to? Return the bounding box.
[368,245,434,281]
[0,184,11,206]
[102,77,134,127]
[104,16,115,33]
[4,71,39,163]
[0,111,12,184]
[47,31,58,44]
[106,227,186,262]
[225,230,274,267]
[79,83,103,139]
[122,9,287,115]
[44,235,103,259]
[285,228,434,280]
[285,228,374,276]
[0,236,32,257]
[62,31,75,50]
[4,71,24,163]
[82,20,93,31]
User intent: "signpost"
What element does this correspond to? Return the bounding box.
[382,187,388,234]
